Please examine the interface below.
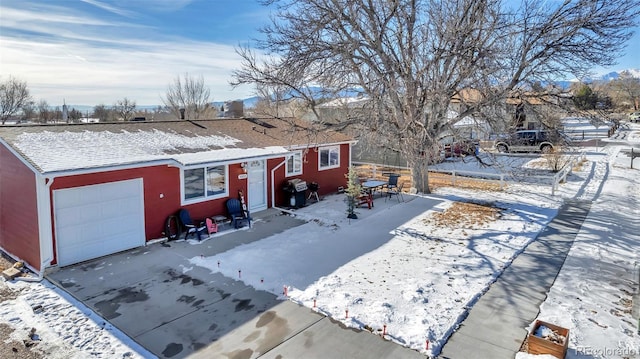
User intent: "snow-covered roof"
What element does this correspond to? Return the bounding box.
[447,110,487,128]
[172,147,291,167]
[13,130,289,172]
[0,118,352,174]
[317,97,370,108]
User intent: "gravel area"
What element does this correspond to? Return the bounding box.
[0,254,44,359]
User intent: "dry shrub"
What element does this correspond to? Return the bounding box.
[424,201,502,229]
[543,149,571,172]
[572,157,589,172]
[429,174,504,192]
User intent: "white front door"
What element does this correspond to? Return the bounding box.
[247,160,267,212]
[54,178,145,266]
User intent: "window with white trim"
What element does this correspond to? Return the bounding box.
[286,151,303,176]
[319,145,340,170]
[183,165,227,202]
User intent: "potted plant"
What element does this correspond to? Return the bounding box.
[345,166,363,219]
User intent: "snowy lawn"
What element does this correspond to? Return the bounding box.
[517,144,640,359]
[191,177,563,356]
[0,276,150,358]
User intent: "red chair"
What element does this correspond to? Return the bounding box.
[205,218,218,235]
[357,192,373,209]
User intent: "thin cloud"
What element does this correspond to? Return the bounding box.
[112,0,195,13]
[0,6,128,27]
[2,35,255,105]
[80,0,137,18]
[0,1,259,105]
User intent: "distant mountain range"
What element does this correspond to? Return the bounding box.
[595,68,640,81]
[570,68,640,83]
[63,69,640,114]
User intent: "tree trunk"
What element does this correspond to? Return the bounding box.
[410,157,431,194]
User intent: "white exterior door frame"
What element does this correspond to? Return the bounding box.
[247,160,267,212]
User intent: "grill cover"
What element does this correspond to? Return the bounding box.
[288,179,308,191]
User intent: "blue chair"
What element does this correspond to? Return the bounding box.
[385,182,405,202]
[178,209,206,240]
[385,174,400,190]
[226,199,251,229]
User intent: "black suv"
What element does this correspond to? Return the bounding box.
[493,130,562,153]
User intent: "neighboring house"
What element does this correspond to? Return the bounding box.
[0,118,354,273]
[446,110,492,140]
[449,88,484,115]
[504,91,571,131]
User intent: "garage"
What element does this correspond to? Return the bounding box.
[54,178,145,266]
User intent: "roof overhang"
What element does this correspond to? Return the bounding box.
[174,146,291,167]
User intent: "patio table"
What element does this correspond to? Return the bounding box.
[361,180,388,199]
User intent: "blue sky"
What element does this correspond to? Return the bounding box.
[1,0,639,107]
[0,0,271,106]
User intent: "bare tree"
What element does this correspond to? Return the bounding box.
[52,106,62,122]
[251,84,295,118]
[0,76,31,124]
[21,101,36,122]
[113,98,136,121]
[611,70,640,110]
[233,0,638,193]
[68,108,83,123]
[93,104,111,122]
[248,85,310,119]
[163,73,212,120]
[37,99,51,123]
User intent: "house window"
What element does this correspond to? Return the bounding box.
[183,165,227,202]
[286,151,303,176]
[206,166,226,196]
[319,145,340,170]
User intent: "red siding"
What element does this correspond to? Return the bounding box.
[0,142,350,269]
[0,144,41,270]
[271,144,351,207]
[51,165,183,249]
[49,164,247,250]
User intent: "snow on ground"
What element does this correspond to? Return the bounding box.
[193,187,559,356]
[1,122,638,358]
[190,128,639,357]
[0,278,151,358]
[517,142,640,358]
[188,148,609,356]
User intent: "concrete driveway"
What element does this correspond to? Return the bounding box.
[46,208,424,359]
[46,210,302,358]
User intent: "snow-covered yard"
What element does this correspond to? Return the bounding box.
[517,144,640,359]
[561,117,616,140]
[191,184,561,356]
[0,272,150,358]
[1,126,639,358]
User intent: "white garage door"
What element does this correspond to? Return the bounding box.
[54,178,145,266]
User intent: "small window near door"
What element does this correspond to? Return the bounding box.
[286,151,303,176]
[319,145,340,170]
